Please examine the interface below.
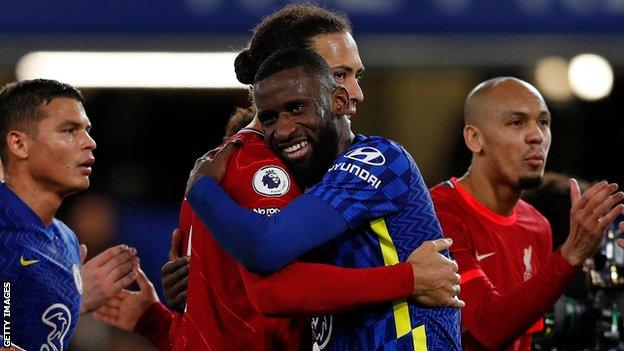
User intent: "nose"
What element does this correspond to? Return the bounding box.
[345,78,364,115]
[83,131,97,150]
[526,121,545,145]
[273,113,298,143]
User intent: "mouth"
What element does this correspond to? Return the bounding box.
[279,139,311,162]
[523,154,545,168]
[79,158,95,175]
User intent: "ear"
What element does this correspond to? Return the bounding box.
[6,130,30,160]
[331,86,351,117]
[463,124,483,154]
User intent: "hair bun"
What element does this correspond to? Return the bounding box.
[234,49,257,85]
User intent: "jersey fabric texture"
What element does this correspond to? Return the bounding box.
[170,128,307,351]
[0,182,82,351]
[307,135,461,351]
[430,178,578,351]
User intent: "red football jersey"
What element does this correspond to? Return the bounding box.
[170,128,307,351]
[431,178,577,351]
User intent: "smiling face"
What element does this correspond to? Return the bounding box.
[468,79,552,189]
[25,97,96,195]
[254,66,347,187]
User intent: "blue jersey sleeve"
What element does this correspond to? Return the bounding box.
[187,177,349,273]
[307,137,411,229]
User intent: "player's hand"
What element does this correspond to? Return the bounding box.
[80,244,139,314]
[407,238,464,308]
[162,255,189,313]
[185,140,242,196]
[169,227,184,261]
[616,223,624,249]
[93,266,159,332]
[561,179,624,266]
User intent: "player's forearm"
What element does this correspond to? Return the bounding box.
[135,301,174,351]
[242,262,414,316]
[462,252,577,349]
[188,177,348,273]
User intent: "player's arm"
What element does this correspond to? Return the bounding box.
[240,261,414,316]
[188,177,348,273]
[438,210,577,350]
[240,236,462,315]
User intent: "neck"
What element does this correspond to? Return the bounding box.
[336,115,355,155]
[457,164,521,217]
[247,118,263,132]
[4,172,63,226]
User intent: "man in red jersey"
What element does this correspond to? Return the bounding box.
[430,76,624,351]
[94,5,462,350]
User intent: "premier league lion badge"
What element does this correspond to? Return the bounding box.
[252,166,290,196]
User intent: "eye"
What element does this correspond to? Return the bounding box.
[63,127,76,134]
[539,118,551,127]
[291,104,304,113]
[509,120,523,127]
[355,71,364,83]
[286,102,305,114]
[333,71,346,81]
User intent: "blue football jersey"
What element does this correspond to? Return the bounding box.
[308,135,461,351]
[0,182,82,351]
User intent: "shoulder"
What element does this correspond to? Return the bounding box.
[332,135,414,178]
[516,199,551,233]
[225,129,283,169]
[222,129,300,204]
[52,219,80,246]
[344,135,410,163]
[430,180,461,210]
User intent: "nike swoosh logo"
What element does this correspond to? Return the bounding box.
[20,256,39,266]
[476,252,495,261]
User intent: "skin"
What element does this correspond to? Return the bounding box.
[309,32,364,115]
[4,97,96,224]
[458,77,624,267]
[460,77,552,215]
[255,67,353,186]
[3,96,138,313]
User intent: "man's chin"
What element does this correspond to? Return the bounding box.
[518,175,543,190]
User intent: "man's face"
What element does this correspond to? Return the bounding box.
[255,67,339,187]
[477,81,551,189]
[310,32,364,115]
[26,97,96,195]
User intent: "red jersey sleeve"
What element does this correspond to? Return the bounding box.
[220,130,414,316]
[434,194,578,350]
[135,301,174,351]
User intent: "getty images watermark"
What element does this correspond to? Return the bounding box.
[3,282,10,347]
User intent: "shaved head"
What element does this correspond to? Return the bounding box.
[461,76,552,191]
[464,77,545,126]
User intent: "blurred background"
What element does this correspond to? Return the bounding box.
[2,0,624,349]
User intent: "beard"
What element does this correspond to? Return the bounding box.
[283,121,339,189]
[518,175,544,189]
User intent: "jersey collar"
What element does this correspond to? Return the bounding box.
[450,177,518,226]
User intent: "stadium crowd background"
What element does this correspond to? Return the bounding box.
[1,0,623,349]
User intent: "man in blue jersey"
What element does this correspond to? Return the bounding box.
[0,79,138,350]
[186,49,461,350]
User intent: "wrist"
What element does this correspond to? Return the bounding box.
[560,243,583,267]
